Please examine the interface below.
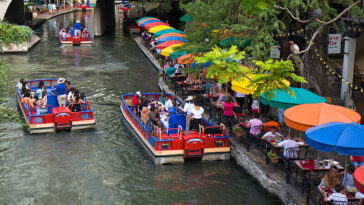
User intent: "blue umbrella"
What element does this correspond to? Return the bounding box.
[157,36,187,44]
[305,122,364,156]
[139,20,163,27]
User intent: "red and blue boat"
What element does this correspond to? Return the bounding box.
[17,78,95,134]
[59,35,93,47]
[120,93,230,164]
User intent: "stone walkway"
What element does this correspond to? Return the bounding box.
[31,8,77,29]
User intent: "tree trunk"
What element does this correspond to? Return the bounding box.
[302,27,329,96]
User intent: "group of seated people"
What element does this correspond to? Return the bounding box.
[18,78,87,115]
[59,27,90,38]
[132,92,206,132]
[318,164,364,204]
[132,91,179,127]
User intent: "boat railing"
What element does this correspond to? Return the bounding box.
[121,95,150,140]
[69,102,92,112]
[27,78,58,88]
[154,126,182,141]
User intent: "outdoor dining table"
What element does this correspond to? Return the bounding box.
[186,86,205,94]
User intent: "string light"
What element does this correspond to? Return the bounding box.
[313,49,364,93]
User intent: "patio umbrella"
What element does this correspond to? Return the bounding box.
[139,19,163,27]
[136,17,159,23]
[137,18,160,26]
[157,33,186,40]
[306,122,364,184]
[178,53,196,64]
[156,41,185,49]
[154,29,184,37]
[170,50,188,60]
[180,14,193,22]
[161,44,184,56]
[149,26,174,33]
[144,22,169,30]
[354,165,364,194]
[260,87,327,109]
[231,75,290,95]
[284,103,361,132]
[306,122,364,156]
[156,36,187,44]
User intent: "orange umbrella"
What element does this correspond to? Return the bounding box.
[284,103,361,131]
[157,33,186,40]
[178,53,195,64]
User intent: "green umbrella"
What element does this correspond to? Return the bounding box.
[170,50,188,60]
[154,29,184,37]
[180,15,193,22]
[136,17,158,23]
[219,37,251,48]
[261,87,327,109]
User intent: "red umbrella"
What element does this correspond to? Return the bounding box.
[354,165,364,193]
[156,41,185,49]
[144,22,169,30]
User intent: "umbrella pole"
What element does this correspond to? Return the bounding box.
[343,156,348,186]
[317,151,320,161]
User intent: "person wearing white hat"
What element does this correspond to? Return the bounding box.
[179,96,194,130]
[74,20,82,36]
[54,78,67,107]
[132,91,141,115]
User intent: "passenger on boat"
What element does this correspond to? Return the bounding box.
[189,101,204,131]
[74,20,82,36]
[17,79,29,90]
[149,107,161,128]
[132,91,141,114]
[158,92,166,105]
[180,96,195,130]
[36,89,48,115]
[70,93,85,112]
[21,92,35,110]
[54,78,67,107]
[171,96,179,108]
[165,96,173,109]
[65,80,73,95]
[141,105,150,126]
[66,87,76,107]
[35,81,44,101]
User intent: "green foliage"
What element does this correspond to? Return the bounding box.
[232,126,242,133]
[251,59,307,98]
[195,46,306,98]
[267,151,277,158]
[0,21,33,48]
[195,46,249,85]
[180,0,363,60]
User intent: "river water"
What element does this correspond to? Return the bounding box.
[0,11,281,205]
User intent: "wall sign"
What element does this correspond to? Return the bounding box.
[328,34,342,54]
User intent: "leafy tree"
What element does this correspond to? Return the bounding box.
[180,0,363,95]
[195,46,306,98]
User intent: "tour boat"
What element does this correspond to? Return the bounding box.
[76,5,93,11]
[17,78,95,134]
[120,93,230,165]
[59,35,93,47]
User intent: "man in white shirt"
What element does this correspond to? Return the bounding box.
[261,127,283,141]
[180,96,194,130]
[324,184,348,205]
[274,135,298,158]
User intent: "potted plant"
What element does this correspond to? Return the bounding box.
[232,125,243,141]
[267,151,278,164]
